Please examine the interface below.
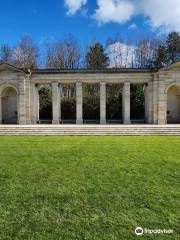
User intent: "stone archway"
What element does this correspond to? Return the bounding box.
[1,86,18,124]
[167,85,180,124]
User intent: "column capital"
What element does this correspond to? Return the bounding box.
[100,81,106,85]
[52,82,59,86]
[123,81,130,86]
[76,81,82,86]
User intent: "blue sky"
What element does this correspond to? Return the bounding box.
[0,0,179,48]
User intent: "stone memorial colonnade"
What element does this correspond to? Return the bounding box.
[0,62,180,125]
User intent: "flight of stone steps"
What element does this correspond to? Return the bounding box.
[0,125,180,136]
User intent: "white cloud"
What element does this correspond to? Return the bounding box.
[65,0,87,15]
[128,23,137,30]
[139,0,180,32]
[93,0,180,31]
[93,0,135,24]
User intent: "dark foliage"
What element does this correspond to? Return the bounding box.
[83,84,100,120]
[130,84,145,120]
[61,97,76,120]
[39,86,52,120]
[106,84,123,120]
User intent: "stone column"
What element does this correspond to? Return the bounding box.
[158,96,167,124]
[0,94,2,124]
[144,82,153,124]
[158,84,167,124]
[100,81,106,124]
[76,81,83,124]
[152,75,159,124]
[123,82,131,124]
[157,79,167,125]
[145,84,149,123]
[25,76,32,124]
[32,83,39,124]
[18,78,26,125]
[52,82,61,124]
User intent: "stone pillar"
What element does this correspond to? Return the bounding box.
[100,81,106,124]
[158,96,167,124]
[156,79,167,125]
[76,81,83,124]
[32,83,39,124]
[152,75,159,124]
[145,82,153,124]
[123,82,131,124]
[25,76,32,124]
[52,82,61,124]
[158,84,167,124]
[18,78,26,125]
[145,84,149,123]
[0,94,2,124]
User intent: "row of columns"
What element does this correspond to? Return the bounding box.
[33,81,145,124]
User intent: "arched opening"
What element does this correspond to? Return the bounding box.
[1,87,18,124]
[167,85,180,124]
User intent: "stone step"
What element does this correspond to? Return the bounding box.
[0,127,180,130]
[0,133,180,136]
[0,125,180,136]
[0,132,180,135]
[0,129,180,132]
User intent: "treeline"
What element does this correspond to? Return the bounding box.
[0,32,179,70]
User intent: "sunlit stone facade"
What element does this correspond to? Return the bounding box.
[0,62,180,125]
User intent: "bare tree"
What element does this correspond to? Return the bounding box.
[12,35,39,69]
[107,37,135,68]
[134,38,157,68]
[46,37,80,69]
[0,44,12,63]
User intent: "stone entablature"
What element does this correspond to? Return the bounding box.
[0,62,180,125]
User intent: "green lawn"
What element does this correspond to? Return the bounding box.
[0,137,179,240]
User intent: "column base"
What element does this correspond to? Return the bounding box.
[158,120,167,125]
[100,119,106,124]
[26,120,32,125]
[18,120,27,125]
[31,120,38,124]
[76,120,83,124]
[123,120,131,124]
[52,120,60,124]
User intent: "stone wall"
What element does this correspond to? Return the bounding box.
[0,62,180,124]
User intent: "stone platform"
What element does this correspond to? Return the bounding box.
[0,125,180,136]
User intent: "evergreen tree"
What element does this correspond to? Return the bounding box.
[166,32,180,63]
[153,44,167,68]
[85,42,109,69]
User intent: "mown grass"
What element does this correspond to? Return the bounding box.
[0,136,179,240]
